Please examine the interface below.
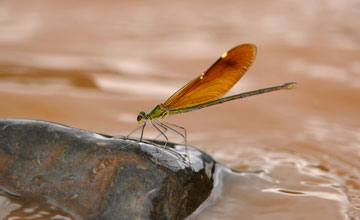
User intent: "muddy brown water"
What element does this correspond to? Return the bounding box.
[1,0,359,219]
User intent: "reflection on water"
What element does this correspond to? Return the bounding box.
[196,150,349,219]
[0,190,73,220]
[1,0,360,219]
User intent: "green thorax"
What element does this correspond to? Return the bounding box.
[147,104,169,120]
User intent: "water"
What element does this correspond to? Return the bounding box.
[0,0,359,219]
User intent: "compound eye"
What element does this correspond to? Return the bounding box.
[137,114,143,122]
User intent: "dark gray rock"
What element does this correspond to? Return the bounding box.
[0,119,216,220]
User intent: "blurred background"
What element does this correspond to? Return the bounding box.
[0,0,359,219]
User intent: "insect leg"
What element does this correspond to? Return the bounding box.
[156,122,190,164]
[151,120,168,148]
[154,123,168,141]
[159,122,190,163]
[139,122,146,142]
[161,122,187,147]
[127,122,147,142]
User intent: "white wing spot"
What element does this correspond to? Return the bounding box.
[221,52,228,58]
[200,72,205,79]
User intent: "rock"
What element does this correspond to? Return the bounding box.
[0,119,216,220]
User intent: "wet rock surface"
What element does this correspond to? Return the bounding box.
[0,119,216,220]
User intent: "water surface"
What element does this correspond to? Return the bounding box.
[0,0,359,219]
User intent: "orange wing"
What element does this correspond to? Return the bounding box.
[163,44,257,110]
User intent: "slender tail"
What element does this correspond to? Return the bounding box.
[170,82,297,114]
